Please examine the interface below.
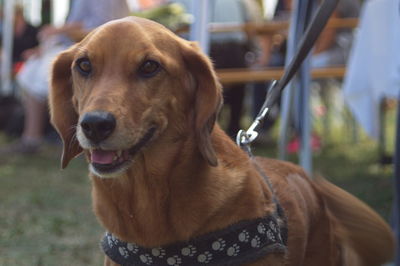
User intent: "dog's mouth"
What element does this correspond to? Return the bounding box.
[90,149,131,174]
[88,127,156,177]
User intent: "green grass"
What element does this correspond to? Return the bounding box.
[313,142,393,219]
[0,144,104,266]
[0,110,396,265]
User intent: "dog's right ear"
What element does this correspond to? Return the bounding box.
[49,47,83,169]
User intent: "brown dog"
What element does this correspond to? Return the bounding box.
[49,17,394,266]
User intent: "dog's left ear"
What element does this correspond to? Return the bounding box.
[49,46,83,169]
[181,41,223,167]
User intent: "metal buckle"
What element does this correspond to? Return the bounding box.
[236,81,278,152]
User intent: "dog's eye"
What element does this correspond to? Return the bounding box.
[76,58,92,76]
[138,60,161,78]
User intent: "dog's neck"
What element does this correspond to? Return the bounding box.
[91,125,274,247]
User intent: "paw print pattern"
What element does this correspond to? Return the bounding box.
[111,234,119,243]
[211,238,226,251]
[139,254,153,265]
[108,234,119,247]
[119,246,129,259]
[167,255,182,266]
[269,221,277,233]
[226,244,240,257]
[267,229,276,242]
[127,243,139,254]
[238,230,250,243]
[107,237,114,247]
[181,245,197,257]
[251,235,261,248]
[152,247,166,258]
[257,223,267,234]
[197,251,213,263]
[102,216,285,266]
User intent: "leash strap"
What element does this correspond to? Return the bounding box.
[251,157,288,241]
[237,0,339,150]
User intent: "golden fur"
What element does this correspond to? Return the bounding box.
[49,17,394,266]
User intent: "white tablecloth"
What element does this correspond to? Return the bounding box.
[343,0,400,139]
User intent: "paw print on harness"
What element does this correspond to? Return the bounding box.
[139,254,153,265]
[197,251,213,263]
[238,230,250,243]
[211,238,226,251]
[251,235,261,248]
[269,220,278,233]
[118,246,129,259]
[226,244,240,257]
[167,255,182,266]
[181,245,197,257]
[257,222,267,234]
[127,242,139,254]
[267,229,276,242]
[152,247,166,258]
[108,234,119,247]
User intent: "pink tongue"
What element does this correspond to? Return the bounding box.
[91,150,115,164]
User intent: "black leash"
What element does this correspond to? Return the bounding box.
[237,0,339,153]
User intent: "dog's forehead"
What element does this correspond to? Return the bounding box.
[82,17,179,51]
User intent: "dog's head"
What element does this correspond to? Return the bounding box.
[49,17,222,177]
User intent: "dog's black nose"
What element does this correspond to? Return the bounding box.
[80,111,116,143]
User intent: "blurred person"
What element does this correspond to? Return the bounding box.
[208,0,261,138]
[0,5,39,138]
[310,0,360,145]
[293,0,360,152]
[171,0,261,138]
[251,0,290,142]
[0,0,130,155]
[0,4,39,74]
[252,0,360,149]
[5,5,39,69]
[312,0,360,68]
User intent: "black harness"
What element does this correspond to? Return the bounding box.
[101,157,288,266]
[101,173,287,266]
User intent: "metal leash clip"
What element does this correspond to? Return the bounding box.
[236,80,278,154]
[236,0,339,156]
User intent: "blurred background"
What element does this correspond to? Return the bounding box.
[0,0,398,265]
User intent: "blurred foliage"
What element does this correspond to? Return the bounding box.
[131,3,192,32]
